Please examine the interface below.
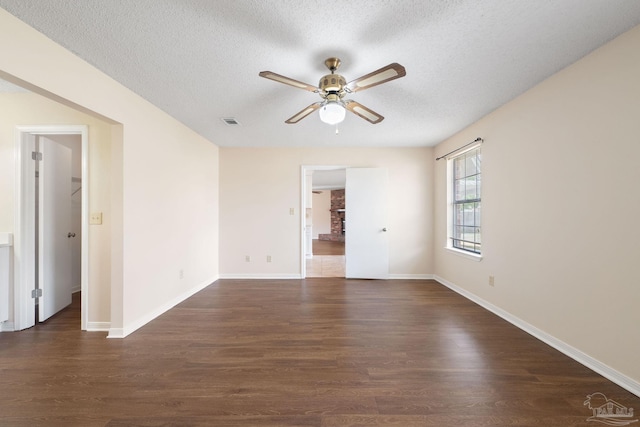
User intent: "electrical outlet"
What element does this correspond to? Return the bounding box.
[245,255,251,262]
[289,208,295,215]
[267,255,272,263]
[489,275,495,287]
[90,212,103,225]
[179,269,184,279]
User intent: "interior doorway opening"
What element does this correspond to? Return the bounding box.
[14,125,89,331]
[301,165,390,280]
[301,166,346,278]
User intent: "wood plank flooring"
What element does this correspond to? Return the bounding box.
[312,240,345,256]
[1,280,638,426]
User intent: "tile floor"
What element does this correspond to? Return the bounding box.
[306,255,345,277]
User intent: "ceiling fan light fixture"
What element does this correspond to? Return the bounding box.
[319,101,346,125]
[259,57,406,124]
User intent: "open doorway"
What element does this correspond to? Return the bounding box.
[307,188,346,277]
[301,166,390,280]
[15,126,89,331]
[35,134,82,323]
[302,167,346,278]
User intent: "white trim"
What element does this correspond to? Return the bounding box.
[86,321,110,331]
[14,130,36,330]
[433,275,640,398]
[80,128,89,331]
[444,246,483,262]
[107,328,124,339]
[217,274,435,281]
[218,273,302,280]
[387,274,435,280]
[1,321,15,332]
[300,166,307,278]
[446,145,482,261]
[14,126,90,331]
[107,276,216,338]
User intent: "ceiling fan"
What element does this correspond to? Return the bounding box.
[259,57,406,125]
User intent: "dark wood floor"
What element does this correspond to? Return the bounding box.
[1,280,638,426]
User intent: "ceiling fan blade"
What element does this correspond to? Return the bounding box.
[344,100,385,124]
[259,71,318,93]
[345,63,406,93]
[285,102,323,124]
[344,100,384,125]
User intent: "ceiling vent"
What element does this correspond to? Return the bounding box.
[221,117,240,126]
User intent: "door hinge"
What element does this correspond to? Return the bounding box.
[31,289,42,298]
[32,151,42,161]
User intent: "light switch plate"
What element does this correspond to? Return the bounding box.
[90,212,103,225]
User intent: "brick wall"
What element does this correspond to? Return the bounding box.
[330,189,345,235]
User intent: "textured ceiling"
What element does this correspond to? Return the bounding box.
[2,1,640,147]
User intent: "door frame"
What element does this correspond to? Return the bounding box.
[300,165,347,278]
[14,125,89,330]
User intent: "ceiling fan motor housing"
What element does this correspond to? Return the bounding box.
[259,56,405,124]
[319,74,346,95]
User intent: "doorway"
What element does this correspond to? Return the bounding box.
[14,126,89,331]
[302,166,347,278]
[306,186,346,278]
[300,165,390,279]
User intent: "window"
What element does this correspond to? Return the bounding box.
[450,147,481,254]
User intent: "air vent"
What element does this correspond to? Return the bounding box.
[221,117,240,126]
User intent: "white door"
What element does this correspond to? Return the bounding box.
[38,140,73,321]
[345,168,389,279]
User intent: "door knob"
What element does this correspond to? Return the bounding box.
[382,228,387,232]
[67,232,76,238]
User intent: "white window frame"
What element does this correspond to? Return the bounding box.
[446,143,482,261]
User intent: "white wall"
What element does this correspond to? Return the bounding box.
[219,147,433,277]
[0,10,219,336]
[434,25,640,387]
[311,191,331,238]
[0,92,112,326]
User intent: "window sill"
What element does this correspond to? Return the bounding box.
[445,247,483,262]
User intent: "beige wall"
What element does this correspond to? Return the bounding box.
[311,191,331,238]
[0,10,219,336]
[220,147,433,277]
[3,4,635,393]
[0,92,112,324]
[434,25,640,383]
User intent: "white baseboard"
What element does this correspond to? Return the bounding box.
[107,328,124,339]
[219,273,302,280]
[218,274,436,280]
[2,319,109,333]
[2,320,108,332]
[107,275,217,339]
[433,275,640,398]
[86,321,110,331]
[1,321,15,332]
[388,274,435,280]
